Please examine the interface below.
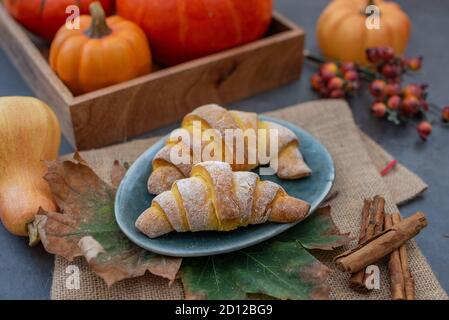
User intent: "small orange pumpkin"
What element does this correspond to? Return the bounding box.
[50,2,152,95]
[317,0,411,65]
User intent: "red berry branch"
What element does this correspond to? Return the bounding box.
[307,48,449,141]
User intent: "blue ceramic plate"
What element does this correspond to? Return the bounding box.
[115,116,335,257]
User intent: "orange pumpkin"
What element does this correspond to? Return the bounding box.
[317,0,411,65]
[50,2,152,95]
[116,0,273,66]
[4,0,114,41]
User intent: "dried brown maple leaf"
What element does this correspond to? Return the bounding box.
[33,153,181,286]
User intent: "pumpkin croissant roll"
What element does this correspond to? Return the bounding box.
[136,161,310,238]
[148,104,312,195]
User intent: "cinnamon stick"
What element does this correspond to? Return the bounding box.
[350,227,375,291]
[392,213,415,300]
[372,195,385,235]
[349,199,373,291]
[359,199,373,243]
[385,214,405,300]
[335,212,428,273]
[349,196,385,291]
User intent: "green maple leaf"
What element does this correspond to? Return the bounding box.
[181,206,349,300]
[278,206,351,250]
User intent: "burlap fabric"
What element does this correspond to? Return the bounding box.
[51,100,447,300]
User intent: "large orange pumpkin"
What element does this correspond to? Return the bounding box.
[50,2,152,95]
[4,0,114,41]
[317,0,411,65]
[116,0,273,66]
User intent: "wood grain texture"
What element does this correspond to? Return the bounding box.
[0,3,304,150]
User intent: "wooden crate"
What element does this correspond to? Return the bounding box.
[0,4,305,150]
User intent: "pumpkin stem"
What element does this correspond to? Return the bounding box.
[85,2,112,38]
[363,0,377,16]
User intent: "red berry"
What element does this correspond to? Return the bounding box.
[387,95,401,110]
[366,47,396,63]
[442,106,449,122]
[407,57,423,71]
[385,83,401,96]
[379,47,396,61]
[366,48,381,63]
[417,121,432,141]
[328,77,344,90]
[399,57,409,69]
[401,96,420,116]
[340,62,357,73]
[310,73,323,91]
[403,83,427,99]
[318,87,330,97]
[329,89,345,98]
[320,62,338,81]
[344,70,358,81]
[371,102,387,118]
[369,79,387,98]
[381,63,402,79]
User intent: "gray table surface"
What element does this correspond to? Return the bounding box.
[0,0,448,299]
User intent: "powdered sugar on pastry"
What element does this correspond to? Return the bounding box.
[192,161,240,224]
[147,165,184,195]
[153,191,187,232]
[233,171,258,226]
[153,144,192,177]
[251,180,281,225]
[278,145,312,179]
[183,104,239,136]
[264,121,298,152]
[175,177,218,232]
